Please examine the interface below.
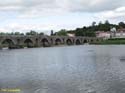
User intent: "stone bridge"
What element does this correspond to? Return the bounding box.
[0,35,103,49]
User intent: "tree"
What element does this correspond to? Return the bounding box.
[105,20,110,25]
[92,21,96,27]
[30,30,38,35]
[84,31,96,37]
[75,28,83,36]
[56,29,67,36]
[26,32,31,35]
[104,20,110,31]
[20,33,24,35]
[14,32,20,35]
[39,32,44,35]
[119,22,125,28]
[98,21,103,25]
[26,30,38,35]
[0,32,6,35]
[97,20,111,31]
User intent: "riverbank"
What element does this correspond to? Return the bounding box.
[92,38,125,45]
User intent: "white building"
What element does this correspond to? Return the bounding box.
[67,33,75,37]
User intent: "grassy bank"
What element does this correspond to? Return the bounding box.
[92,38,125,45]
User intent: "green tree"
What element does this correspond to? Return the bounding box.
[97,20,110,31]
[105,20,110,25]
[20,33,24,35]
[0,32,6,35]
[56,29,67,36]
[26,30,38,35]
[30,30,38,35]
[26,32,30,35]
[39,32,44,35]
[14,32,20,35]
[75,28,84,36]
[119,22,125,28]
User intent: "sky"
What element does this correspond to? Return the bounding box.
[0,0,125,34]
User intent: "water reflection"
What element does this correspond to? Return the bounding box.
[0,45,125,93]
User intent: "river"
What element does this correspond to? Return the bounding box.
[0,45,125,93]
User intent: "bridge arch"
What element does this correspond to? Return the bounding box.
[90,39,94,43]
[55,38,63,45]
[24,38,34,48]
[75,39,81,45]
[66,39,73,45]
[41,38,50,47]
[96,39,99,42]
[83,39,88,44]
[1,39,16,49]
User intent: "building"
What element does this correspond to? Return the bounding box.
[67,33,75,37]
[96,31,110,39]
[96,28,125,39]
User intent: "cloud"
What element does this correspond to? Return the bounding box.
[0,0,125,15]
[94,6,125,20]
[0,0,125,33]
[6,23,55,31]
[2,22,63,34]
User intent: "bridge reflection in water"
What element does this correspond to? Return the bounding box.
[0,35,102,49]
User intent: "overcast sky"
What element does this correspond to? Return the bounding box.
[0,0,125,34]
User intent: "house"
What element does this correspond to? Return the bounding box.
[96,31,110,39]
[96,28,125,39]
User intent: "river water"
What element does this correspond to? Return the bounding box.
[0,45,125,93]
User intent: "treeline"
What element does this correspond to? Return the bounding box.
[0,30,44,36]
[55,20,125,37]
[0,20,125,37]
